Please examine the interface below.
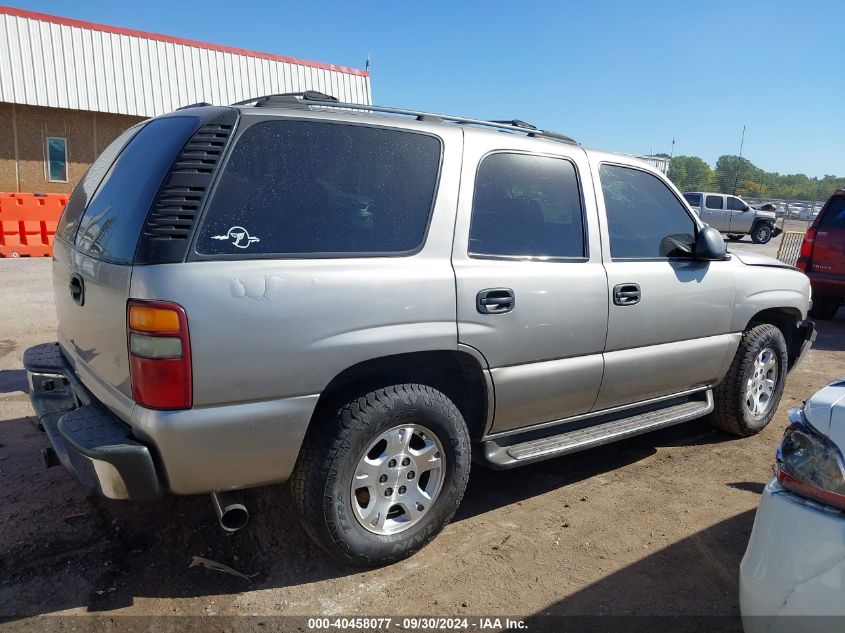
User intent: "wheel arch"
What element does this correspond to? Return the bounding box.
[746,307,804,369]
[307,350,493,440]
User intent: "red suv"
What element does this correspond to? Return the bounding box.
[798,189,845,319]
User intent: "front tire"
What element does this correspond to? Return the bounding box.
[290,384,471,566]
[751,222,773,244]
[708,323,788,436]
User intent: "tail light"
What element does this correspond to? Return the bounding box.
[795,228,816,272]
[127,300,192,409]
[777,408,845,510]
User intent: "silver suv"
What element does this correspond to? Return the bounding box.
[25,92,815,566]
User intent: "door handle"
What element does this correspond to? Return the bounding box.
[69,273,85,306]
[613,283,640,306]
[477,288,515,314]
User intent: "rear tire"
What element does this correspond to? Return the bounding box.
[290,384,471,566]
[810,296,841,320]
[751,222,773,244]
[727,234,744,241]
[708,323,788,436]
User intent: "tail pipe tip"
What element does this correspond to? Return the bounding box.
[211,491,249,532]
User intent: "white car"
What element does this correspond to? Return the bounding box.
[740,379,845,633]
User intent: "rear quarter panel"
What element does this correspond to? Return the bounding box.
[129,125,463,407]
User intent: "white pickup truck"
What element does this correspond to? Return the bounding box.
[683,192,779,244]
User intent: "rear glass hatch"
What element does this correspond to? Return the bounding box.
[813,195,845,277]
[52,112,218,406]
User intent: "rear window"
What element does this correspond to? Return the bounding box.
[73,116,200,264]
[683,193,701,208]
[705,195,723,209]
[57,125,141,243]
[196,120,442,256]
[819,196,845,229]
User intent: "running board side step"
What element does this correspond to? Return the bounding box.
[481,390,713,468]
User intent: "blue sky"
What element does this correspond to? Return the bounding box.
[11,0,844,177]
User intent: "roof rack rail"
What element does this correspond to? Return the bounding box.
[177,102,212,110]
[231,91,339,107]
[232,92,577,145]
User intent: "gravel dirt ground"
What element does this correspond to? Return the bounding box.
[0,229,842,631]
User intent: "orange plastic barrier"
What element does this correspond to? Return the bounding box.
[0,193,68,257]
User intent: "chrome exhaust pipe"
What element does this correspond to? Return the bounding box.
[211,491,249,532]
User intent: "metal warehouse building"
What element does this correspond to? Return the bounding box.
[0,6,372,193]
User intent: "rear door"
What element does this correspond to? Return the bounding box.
[453,137,607,434]
[54,115,202,411]
[702,194,729,231]
[813,195,845,276]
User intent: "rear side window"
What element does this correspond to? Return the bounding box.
[600,164,696,259]
[196,121,442,256]
[57,125,141,243]
[468,153,585,258]
[683,193,701,208]
[705,195,724,209]
[74,116,200,264]
[819,196,845,229]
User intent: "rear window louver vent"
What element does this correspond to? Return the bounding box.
[135,109,238,264]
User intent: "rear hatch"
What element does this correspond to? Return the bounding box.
[53,109,235,415]
[812,195,845,277]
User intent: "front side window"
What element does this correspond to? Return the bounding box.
[727,197,747,211]
[197,121,442,256]
[600,164,696,259]
[705,195,724,209]
[46,137,67,182]
[468,153,585,258]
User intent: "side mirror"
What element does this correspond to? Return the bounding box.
[695,226,727,260]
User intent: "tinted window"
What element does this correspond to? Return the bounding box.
[46,137,68,182]
[727,197,746,211]
[197,121,441,256]
[819,196,845,229]
[468,153,584,258]
[600,164,696,259]
[57,126,142,243]
[683,193,701,208]
[74,116,199,264]
[705,195,724,209]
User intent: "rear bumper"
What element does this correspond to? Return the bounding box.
[24,343,162,500]
[808,271,845,299]
[740,479,845,632]
[25,342,319,498]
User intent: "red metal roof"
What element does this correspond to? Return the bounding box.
[0,5,369,77]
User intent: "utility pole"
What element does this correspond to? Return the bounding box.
[733,125,746,195]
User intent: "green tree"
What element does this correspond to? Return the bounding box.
[668,155,714,191]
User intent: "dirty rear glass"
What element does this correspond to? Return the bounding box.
[56,125,142,244]
[72,116,200,264]
[196,120,442,256]
[819,196,845,229]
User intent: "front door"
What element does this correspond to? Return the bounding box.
[727,196,754,233]
[453,138,608,434]
[591,162,736,410]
